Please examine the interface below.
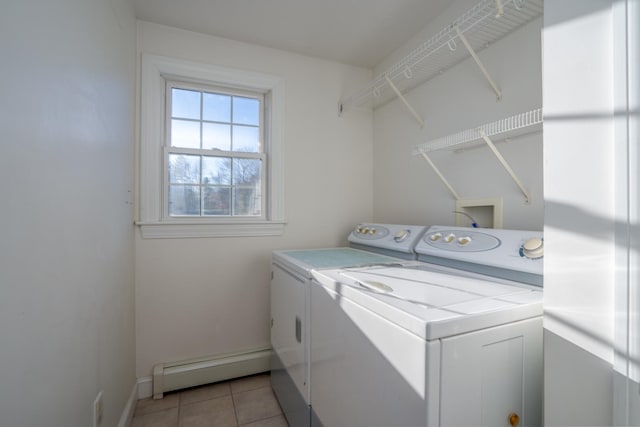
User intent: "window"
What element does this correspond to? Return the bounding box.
[166,82,265,218]
[138,54,285,238]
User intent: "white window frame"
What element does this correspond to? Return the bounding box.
[137,54,285,238]
[164,80,266,219]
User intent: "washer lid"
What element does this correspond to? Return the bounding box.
[311,265,542,340]
[273,247,405,277]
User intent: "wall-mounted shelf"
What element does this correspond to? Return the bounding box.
[412,108,542,203]
[338,0,543,114]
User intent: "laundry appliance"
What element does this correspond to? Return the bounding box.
[310,225,544,427]
[270,223,427,427]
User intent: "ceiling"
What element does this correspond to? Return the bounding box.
[132,0,453,69]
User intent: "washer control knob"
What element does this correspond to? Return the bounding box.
[458,236,472,246]
[394,229,410,242]
[522,237,544,259]
[429,233,442,242]
[444,234,456,243]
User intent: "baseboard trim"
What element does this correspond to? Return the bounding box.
[137,376,153,400]
[117,381,138,427]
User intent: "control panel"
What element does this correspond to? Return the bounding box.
[424,229,501,252]
[352,224,390,240]
[416,225,543,279]
[348,223,427,255]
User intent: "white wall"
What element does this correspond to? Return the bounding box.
[0,1,136,426]
[135,22,373,379]
[543,0,631,425]
[372,3,543,230]
[543,0,615,366]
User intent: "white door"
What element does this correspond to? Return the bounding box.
[439,317,543,427]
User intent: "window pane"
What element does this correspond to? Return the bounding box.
[203,123,231,151]
[234,187,261,216]
[203,187,231,215]
[232,125,260,152]
[171,119,201,148]
[202,156,231,185]
[169,154,200,184]
[233,96,259,125]
[203,93,231,122]
[233,158,261,185]
[172,88,200,120]
[169,185,201,216]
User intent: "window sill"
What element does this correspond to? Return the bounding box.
[136,220,287,239]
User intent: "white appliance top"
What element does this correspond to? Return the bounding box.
[272,223,428,277]
[311,264,542,341]
[272,247,404,278]
[348,223,427,259]
[415,225,543,286]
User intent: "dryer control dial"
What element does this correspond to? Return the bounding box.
[458,236,472,246]
[429,233,442,242]
[393,229,410,243]
[444,234,456,243]
[521,237,544,259]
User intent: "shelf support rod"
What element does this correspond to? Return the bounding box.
[454,26,502,100]
[495,0,504,17]
[418,150,461,200]
[384,74,425,128]
[478,129,530,203]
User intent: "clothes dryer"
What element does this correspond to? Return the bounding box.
[270,223,427,427]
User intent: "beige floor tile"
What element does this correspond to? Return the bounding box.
[134,393,180,416]
[233,386,282,425]
[180,381,231,405]
[240,414,288,427]
[130,407,179,427]
[179,395,238,427]
[230,373,271,394]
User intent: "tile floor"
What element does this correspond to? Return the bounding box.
[131,373,288,427]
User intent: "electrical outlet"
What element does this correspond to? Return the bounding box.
[93,391,103,427]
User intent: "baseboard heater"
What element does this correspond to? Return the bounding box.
[152,346,272,399]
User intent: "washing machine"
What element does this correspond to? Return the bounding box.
[270,223,427,427]
[309,225,544,427]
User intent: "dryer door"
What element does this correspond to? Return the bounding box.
[270,263,310,427]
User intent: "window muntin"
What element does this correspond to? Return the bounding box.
[165,82,265,218]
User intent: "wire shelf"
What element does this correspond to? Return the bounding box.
[412,108,542,154]
[412,108,542,202]
[339,0,543,112]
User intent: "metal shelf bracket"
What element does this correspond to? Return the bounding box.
[454,25,502,101]
[478,129,531,203]
[417,150,461,200]
[384,75,425,128]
